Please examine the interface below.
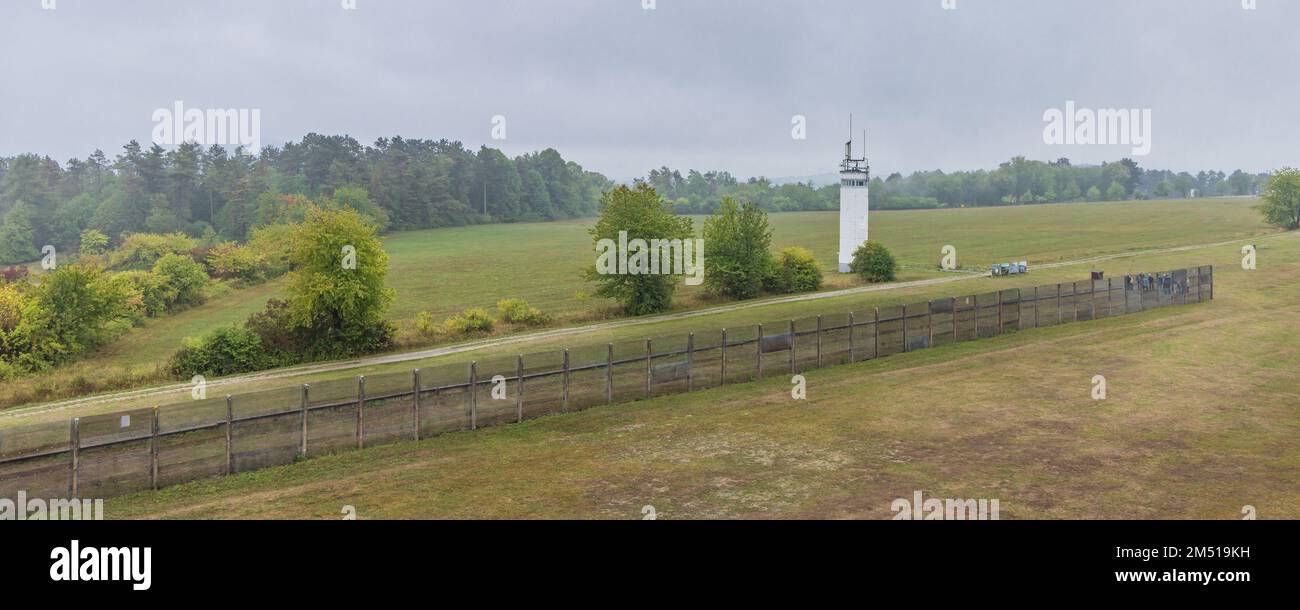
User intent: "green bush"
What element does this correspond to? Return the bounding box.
[152,253,209,311]
[414,311,439,336]
[442,307,495,335]
[113,270,167,319]
[109,232,197,270]
[765,247,823,294]
[850,240,897,283]
[169,326,278,378]
[206,242,269,283]
[496,298,550,326]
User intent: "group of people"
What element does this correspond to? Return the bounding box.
[1124,272,1187,296]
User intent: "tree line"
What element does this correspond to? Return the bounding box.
[0,134,613,264]
[642,157,1270,215]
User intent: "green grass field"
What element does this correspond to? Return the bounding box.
[0,197,1277,416]
[103,228,1300,519]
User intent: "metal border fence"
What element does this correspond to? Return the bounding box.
[0,266,1213,500]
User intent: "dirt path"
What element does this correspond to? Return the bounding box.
[4,230,1291,422]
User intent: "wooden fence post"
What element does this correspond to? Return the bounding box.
[720,329,728,386]
[1056,283,1063,323]
[686,333,695,391]
[69,418,80,497]
[1072,282,1080,321]
[953,298,959,341]
[1208,265,1214,300]
[224,396,233,475]
[788,320,796,373]
[301,384,310,454]
[468,364,477,429]
[1029,287,1036,328]
[902,306,909,352]
[848,312,856,362]
[412,371,421,441]
[815,316,823,368]
[926,301,934,346]
[873,308,880,358]
[644,340,652,396]
[606,343,615,404]
[150,406,160,491]
[756,324,764,377]
[561,350,570,412]
[998,290,1008,332]
[1017,289,1024,330]
[356,375,367,448]
[516,356,525,424]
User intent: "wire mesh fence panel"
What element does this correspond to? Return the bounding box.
[849,308,880,361]
[1090,279,1110,319]
[722,325,760,383]
[80,408,152,448]
[157,427,226,488]
[875,306,905,356]
[231,412,299,473]
[362,370,418,444]
[0,453,68,499]
[688,329,725,390]
[975,292,1000,339]
[609,340,648,403]
[307,377,360,408]
[1141,279,1159,310]
[233,385,300,420]
[1000,290,1022,331]
[566,365,606,410]
[820,312,853,366]
[0,419,69,460]
[520,350,565,419]
[364,392,417,447]
[1069,283,1087,321]
[792,316,820,372]
[473,356,521,429]
[902,303,931,351]
[1037,284,1062,326]
[307,401,358,457]
[78,439,151,498]
[564,342,609,410]
[158,396,228,434]
[1107,279,1125,315]
[1173,268,1190,306]
[1058,283,1077,324]
[649,333,691,396]
[928,299,956,347]
[416,386,471,438]
[1198,266,1213,302]
[952,296,976,342]
[1018,291,1037,330]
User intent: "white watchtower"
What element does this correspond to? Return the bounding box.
[837,131,870,273]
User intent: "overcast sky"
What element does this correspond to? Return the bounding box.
[1,0,1295,180]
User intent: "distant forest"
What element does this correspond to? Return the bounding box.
[0,132,1272,264]
[645,157,1270,214]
